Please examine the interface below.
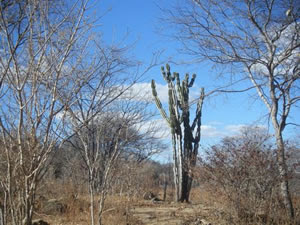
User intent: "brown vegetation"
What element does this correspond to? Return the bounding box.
[30,181,300,225]
[0,1,299,225]
[27,131,300,225]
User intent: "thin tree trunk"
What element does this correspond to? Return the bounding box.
[89,181,95,225]
[0,202,4,225]
[275,132,294,219]
[173,162,179,202]
[2,190,7,225]
[163,174,168,201]
[172,135,179,202]
[177,134,183,202]
[23,178,32,225]
[98,188,108,225]
[269,83,295,219]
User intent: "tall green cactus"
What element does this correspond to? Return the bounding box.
[151,64,205,202]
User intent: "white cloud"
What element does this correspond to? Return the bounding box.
[201,125,224,138]
[207,121,224,126]
[122,82,152,101]
[137,120,226,140]
[152,83,169,102]
[137,119,268,141]
[118,82,169,102]
[225,124,247,134]
[137,118,170,139]
[224,124,267,136]
[202,124,268,139]
[121,82,203,104]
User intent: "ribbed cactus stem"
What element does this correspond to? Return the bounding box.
[188,74,196,87]
[151,64,205,203]
[151,80,170,126]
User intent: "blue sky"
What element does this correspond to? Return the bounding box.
[94,0,299,160]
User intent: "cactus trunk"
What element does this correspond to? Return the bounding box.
[151,64,205,202]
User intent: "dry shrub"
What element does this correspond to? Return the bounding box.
[197,127,299,224]
[35,178,142,225]
[110,160,171,199]
[100,195,141,225]
[33,179,89,223]
[35,158,170,224]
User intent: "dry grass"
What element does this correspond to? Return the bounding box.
[34,188,142,225]
[33,180,300,225]
[190,185,300,225]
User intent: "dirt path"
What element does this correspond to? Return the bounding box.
[130,201,213,225]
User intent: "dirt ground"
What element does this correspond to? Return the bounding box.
[129,201,214,225]
[33,193,300,225]
[35,197,219,225]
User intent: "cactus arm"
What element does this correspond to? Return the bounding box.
[191,88,205,131]
[192,88,205,163]
[169,82,181,134]
[166,64,175,81]
[175,72,181,95]
[161,66,168,82]
[151,80,171,126]
[188,74,196,87]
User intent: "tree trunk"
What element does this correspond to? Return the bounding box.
[270,90,295,219]
[275,132,294,219]
[98,190,106,225]
[180,171,190,202]
[172,135,180,202]
[173,161,179,202]
[23,179,34,225]
[177,134,184,202]
[0,202,4,225]
[163,174,168,201]
[89,181,95,225]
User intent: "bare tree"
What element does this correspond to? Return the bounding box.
[66,83,163,225]
[199,127,287,222]
[165,0,299,218]
[0,1,162,224]
[0,1,116,224]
